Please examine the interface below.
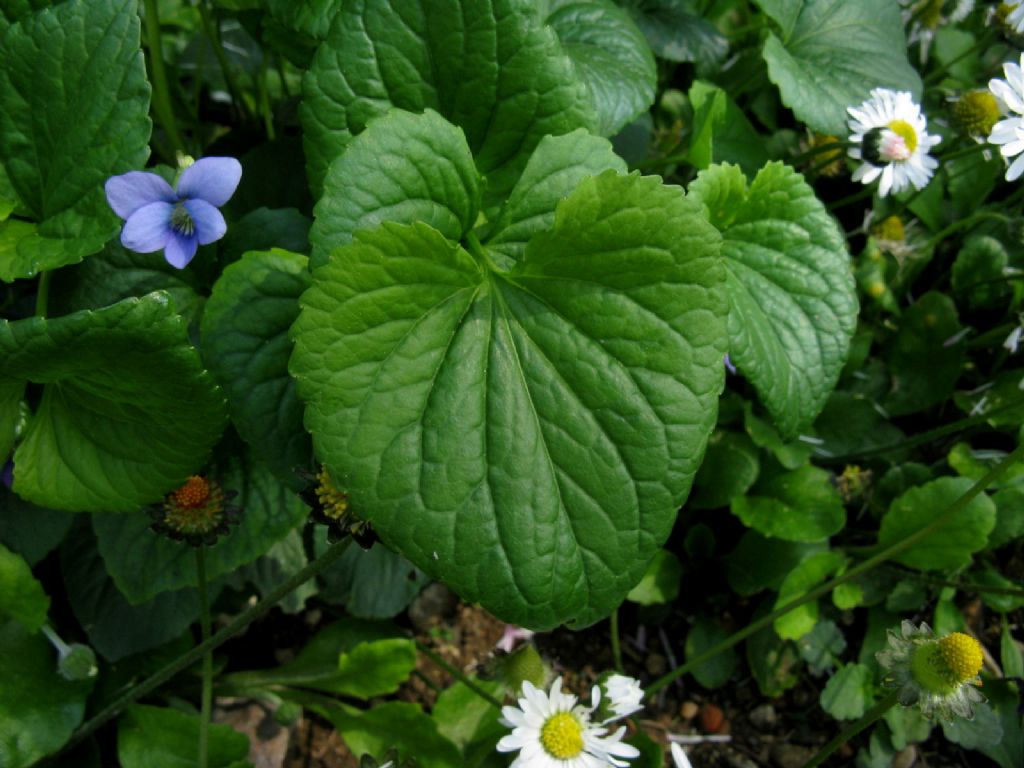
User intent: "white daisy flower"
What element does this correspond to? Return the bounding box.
[901,0,975,63]
[669,743,693,768]
[875,621,985,722]
[603,675,644,720]
[847,89,941,197]
[1005,1,1024,34]
[987,53,1024,181]
[497,678,640,768]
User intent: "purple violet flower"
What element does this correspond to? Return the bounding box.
[104,157,242,269]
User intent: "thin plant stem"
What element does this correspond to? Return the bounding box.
[821,392,1024,463]
[197,0,247,122]
[196,546,212,768]
[804,689,901,768]
[415,641,503,709]
[827,186,874,212]
[60,537,353,753]
[142,0,186,155]
[647,442,1024,695]
[923,29,996,85]
[35,271,51,318]
[610,608,624,672]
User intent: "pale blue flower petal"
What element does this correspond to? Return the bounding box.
[105,172,175,219]
[184,198,227,245]
[176,156,243,206]
[164,232,199,269]
[121,201,173,252]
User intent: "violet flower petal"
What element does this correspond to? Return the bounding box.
[184,198,227,245]
[176,157,243,206]
[164,232,199,269]
[105,172,176,219]
[121,201,173,252]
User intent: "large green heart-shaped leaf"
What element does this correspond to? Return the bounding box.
[689,162,857,436]
[0,542,48,631]
[753,0,921,136]
[201,250,313,482]
[310,109,482,270]
[546,0,656,136]
[618,0,728,68]
[301,0,597,199]
[0,293,227,512]
[292,171,726,629]
[0,0,151,281]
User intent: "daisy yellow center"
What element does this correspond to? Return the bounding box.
[953,91,1001,137]
[171,476,210,509]
[315,467,349,521]
[887,120,918,153]
[540,712,584,759]
[874,215,906,243]
[938,632,984,683]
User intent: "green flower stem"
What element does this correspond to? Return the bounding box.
[610,607,624,672]
[923,210,1012,251]
[826,186,875,212]
[647,442,1024,695]
[196,546,211,768]
[35,270,51,318]
[415,641,503,709]
[923,29,996,85]
[61,536,353,753]
[822,392,1024,464]
[197,1,248,123]
[790,140,854,167]
[142,0,186,156]
[804,689,901,768]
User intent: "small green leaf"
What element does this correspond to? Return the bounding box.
[432,678,505,752]
[798,619,846,675]
[0,487,72,566]
[1001,621,1023,680]
[231,531,316,615]
[689,162,857,436]
[879,477,997,571]
[310,109,481,270]
[990,486,1024,550]
[773,550,844,640]
[754,0,921,136]
[301,0,596,199]
[291,172,727,629]
[1,294,227,512]
[685,615,738,689]
[61,521,200,662]
[686,81,770,176]
[619,0,728,68]
[883,292,965,416]
[0,619,94,767]
[726,530,827,596]
[743,403,813,469]
[689,429,759,509]
[317,534,427,620]
[318,701,461,768]
[731,465,845,542]
[746,599,801,697]
[485,129,626,266]
[336,637,418,698]
[820,663,874,720]
[952,237,1011,311]
[0,0,151,280]
[0,542,48,631]
[201,250,313,482]
[546,0,656,136]
[92,450,308,603]
[118,705,251,768]
[626,548,682,605]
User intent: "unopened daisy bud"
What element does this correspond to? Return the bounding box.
[952,91,1002,139]
[150,475,240,546]
[877,621,986,721]
[603,674,645,720]
[872,215,906,244]
[41,625,98,681]
[993,3,1024,39]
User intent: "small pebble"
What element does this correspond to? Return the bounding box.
[748,703,777,731]
[893,746,918,768]
[680,701,699,720]
[770,744,816,768]
[700,702,724,733]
